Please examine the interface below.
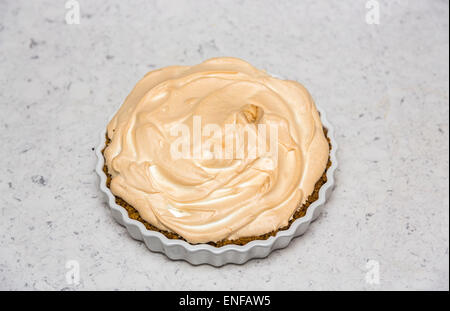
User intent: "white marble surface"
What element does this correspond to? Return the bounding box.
[0,0,448,291]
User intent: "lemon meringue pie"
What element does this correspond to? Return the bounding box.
[102,57,330,245]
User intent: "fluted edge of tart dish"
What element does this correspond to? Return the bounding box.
[95,104,337,266]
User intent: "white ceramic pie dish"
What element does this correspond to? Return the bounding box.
[95,105,337,266]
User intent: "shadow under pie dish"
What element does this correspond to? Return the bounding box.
[96,57,338,266]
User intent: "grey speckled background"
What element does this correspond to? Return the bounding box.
[0,0,448,291]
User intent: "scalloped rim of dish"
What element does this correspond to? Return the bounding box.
[95,104,337,266]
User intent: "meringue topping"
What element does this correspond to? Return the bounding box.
[104,57,329,244]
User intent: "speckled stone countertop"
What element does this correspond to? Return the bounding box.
[0,0,448,290]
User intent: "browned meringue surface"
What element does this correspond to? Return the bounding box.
[104,57,329,244]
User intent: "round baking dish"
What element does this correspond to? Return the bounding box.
[96,104,337,266]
